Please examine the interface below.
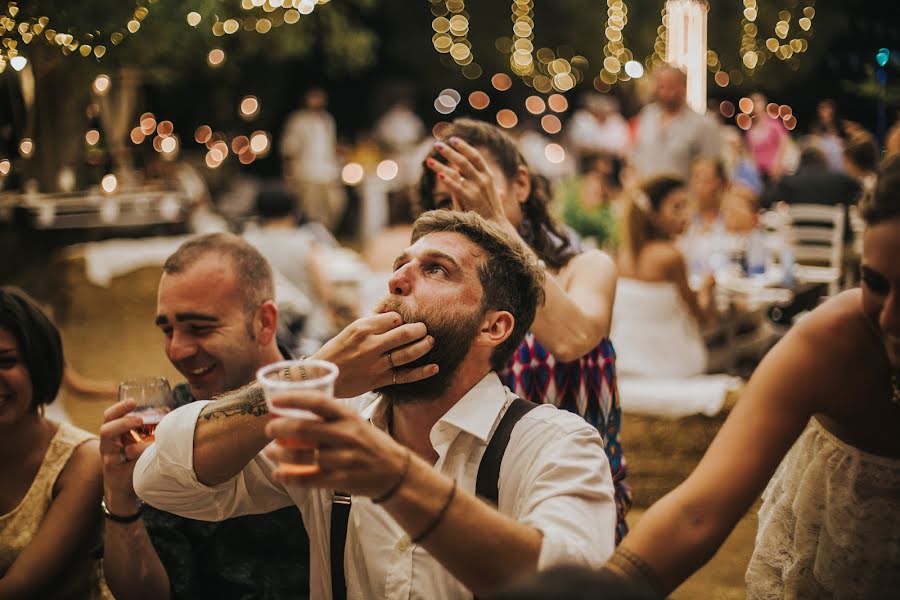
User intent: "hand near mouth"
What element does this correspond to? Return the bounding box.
[313,311,438,398]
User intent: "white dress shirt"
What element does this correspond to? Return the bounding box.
[134,373,616,600]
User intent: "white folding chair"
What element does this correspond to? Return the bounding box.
[784,203,846,296]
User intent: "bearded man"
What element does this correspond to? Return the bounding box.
[134,210,617,600]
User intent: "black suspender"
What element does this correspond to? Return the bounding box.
[474,397,538,505]
[329,397,538,600]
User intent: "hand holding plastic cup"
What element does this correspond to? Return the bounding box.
[257,359,339,476]
[118,376,174,446]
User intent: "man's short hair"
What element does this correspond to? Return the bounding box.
[163,233,275,316]
[411,210,546,371]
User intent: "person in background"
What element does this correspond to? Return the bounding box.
[631,65,721,179]
[420,118,630,543]
[0,287,107,599]
[280,87,347,232]
[745,93,790,183]
[721,126,764,196]
[605,154,900,599]
[558,152,623,249]
[612,176,715,379]
[761,145,861,210]
[567,94,631,159]
[243,183,346,345]
[808,99,847,172]
[682,157,757,263]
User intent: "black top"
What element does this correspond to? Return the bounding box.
[142,379,310,600]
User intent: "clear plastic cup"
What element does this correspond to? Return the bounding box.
[256,359,339,475]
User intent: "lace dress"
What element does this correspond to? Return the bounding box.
[746,418,900,599]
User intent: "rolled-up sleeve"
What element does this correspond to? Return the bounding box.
[501,409,616,570]
[133,400,295,521]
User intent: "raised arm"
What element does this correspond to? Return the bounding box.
[426,138,617,360]
[191,311,438,487]
[606,307,837,595]
[0,440,103,600]
[527,249,617,361]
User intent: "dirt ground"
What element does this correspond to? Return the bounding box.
[27,256,757,599]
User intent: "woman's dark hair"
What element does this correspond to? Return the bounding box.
[0,286,64,411]
[861,153,900,225]
[621,174,686,259]
[417,118,577,270]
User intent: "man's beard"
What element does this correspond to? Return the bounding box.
[373,296,483,405]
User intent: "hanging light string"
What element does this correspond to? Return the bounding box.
[0,0,154,70]
[506,0,586,93]
[430,0,482,81]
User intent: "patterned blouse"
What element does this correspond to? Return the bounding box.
[500,333,631,543]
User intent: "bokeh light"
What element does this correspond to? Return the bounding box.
[496,109,518,129]
[240,96,260,119]
[376,160,399,181]
[541,114,562,135]
[85,130,101,146]
[491,73,513,91]
[208,49,226,67]
[101,174,118,194]
[93,74,111,96]
[468,91,490,110]
[547,94,569,113]
[738,97,754,114]
[342,163,365,185]
[525,96,546,115]
[736,113,752,130]
[720,101,736,118]
[545,143,566,164]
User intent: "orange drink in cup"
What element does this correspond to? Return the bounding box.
[256,359,339,476]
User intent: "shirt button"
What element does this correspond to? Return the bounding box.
[396,536,411,552]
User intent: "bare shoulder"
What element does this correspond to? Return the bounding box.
[564,248,616,274]
[55,438,102,494]
[789,289,871,358]
[558,249,617,286]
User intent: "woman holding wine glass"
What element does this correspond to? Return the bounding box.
[0,286,108,599]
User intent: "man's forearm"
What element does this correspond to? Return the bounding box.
[103,521,170,600]
[193,383,271,486]
[382,457,542,596]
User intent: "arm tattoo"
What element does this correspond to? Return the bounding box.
[199,383,268,421]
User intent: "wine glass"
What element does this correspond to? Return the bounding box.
[118,376,175,445]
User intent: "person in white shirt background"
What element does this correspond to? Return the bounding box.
[134,210,617,599]
[567,93,631,160]
[280,88,347,232]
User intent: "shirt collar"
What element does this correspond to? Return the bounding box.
[358,372,510,444]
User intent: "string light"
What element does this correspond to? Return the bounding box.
[505,0,585,93]
[0,1,153,65]
[598,0,634,87]
[430,0,482,80]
